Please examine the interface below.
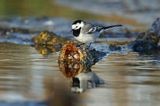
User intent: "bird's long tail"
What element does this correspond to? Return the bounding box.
[102,24,123,30]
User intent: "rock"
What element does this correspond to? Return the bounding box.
[32,31,67,45]
[32,31,69,55]
[58,43,106,93]
[132,18,160,53]
[58,42,107,78]
[149,17,160,37]
[132,32,159,53]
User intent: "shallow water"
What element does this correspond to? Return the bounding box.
[0,17,160,106]
[0,43,160,106]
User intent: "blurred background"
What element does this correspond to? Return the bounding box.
[0,0,160,30]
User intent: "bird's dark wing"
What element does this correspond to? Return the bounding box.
[81,23,103,34]
[82,23,122,34]
[87,24,123,34]
[87,26,106,34]
[81,24,95,34]
[87,27,97,33]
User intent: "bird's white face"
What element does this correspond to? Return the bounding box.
[72,21,85,30]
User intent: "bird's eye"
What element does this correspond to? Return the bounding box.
[72,24,80,29]
[74,25,80,29]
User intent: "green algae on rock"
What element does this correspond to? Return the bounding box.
[32,31,67,45]
[32,31,69,55]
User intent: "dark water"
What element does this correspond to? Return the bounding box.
[0,17,160,106]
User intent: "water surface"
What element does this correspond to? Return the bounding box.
[0,43,160,106]
[0,17,160,106]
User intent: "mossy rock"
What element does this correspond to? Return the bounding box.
[32,31,66,45]
[32,31,69,55]
[58,42,107,78]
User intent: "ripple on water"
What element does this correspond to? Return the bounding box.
[0,41,160,106]
[0,43,63,103]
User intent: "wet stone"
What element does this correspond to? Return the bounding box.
[132,18,160,53]
[149,17,160,37]
[58,43,107,78]
[32,31,64,45]
[132,32,159,53]
[32,31,68,54]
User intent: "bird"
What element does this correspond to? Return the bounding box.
[71,20,123,45]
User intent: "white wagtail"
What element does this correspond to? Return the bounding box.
[72,20,122,45]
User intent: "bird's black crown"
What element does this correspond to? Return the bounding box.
[72,20,83,25]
